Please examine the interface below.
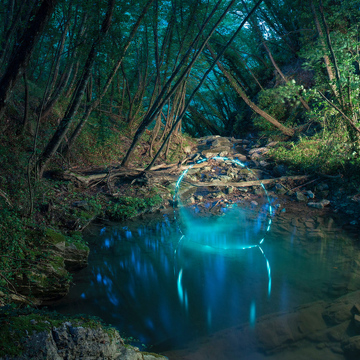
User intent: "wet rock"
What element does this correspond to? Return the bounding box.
[254,187,263,195]
[14,255,71,302]
[189,152,202,162]
[266,141,278,148]
[219,151,229,157]
[305,190,315,199]
[185,196,195,204]
[188,168,201,176]
[308,199,330,209]
[351,304,360,315]
[202,146,231,157]
[296,192,308,202]
[64,242,89,272]
[248,147,269,156]
[212,137,232,147]
[308,202,324,209]
[248,147,269,161]
[232,154,247,162]
[326,321,350,342]
[317,183,329,191]
[342,335,360,357]
[274,183,287,195]
[322,291,360,325]
[319,190,329,198]
[354,314,360,329]
[330,345,344,354]
[218,175,232,182]
[273,164,288,177]
[238,187,248,192]
[259,160,270,168]
[255,301,327,353]
[247,168,263,179]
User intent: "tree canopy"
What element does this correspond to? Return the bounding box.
[0,0,360,172]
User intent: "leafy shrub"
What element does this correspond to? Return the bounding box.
[269,132,360,177]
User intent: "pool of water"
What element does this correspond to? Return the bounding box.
[51,206,360,358]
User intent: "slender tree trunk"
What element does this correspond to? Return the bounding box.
[309,0,336,93]
[36,0,116,176]
[121,0,232,167]
[145,0,265,170]
[45,21,70,103]
[207,43,295,136]
[244,7,311,111]
[40,63,73,119]
[318,0,345,109]
[0,0,29,69]
[0,0,58,121]
[62,0,153,155]
[22,71,29,133]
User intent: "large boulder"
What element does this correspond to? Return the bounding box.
[13,229,90,303]
[0,322,168,360]
[255,301,327,353]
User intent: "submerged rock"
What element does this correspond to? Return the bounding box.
[274,183,287,195]
[342,335,360,357]
[308,200,331,209]
[255,301,327,353]
[295,191,308,202]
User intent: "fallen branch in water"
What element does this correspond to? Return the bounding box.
[185,175,309,188]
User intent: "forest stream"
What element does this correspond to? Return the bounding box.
[50,199,360,360]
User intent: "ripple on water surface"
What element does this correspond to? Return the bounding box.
[51,210,360,359]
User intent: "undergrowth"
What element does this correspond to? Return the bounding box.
[269,131,360,181]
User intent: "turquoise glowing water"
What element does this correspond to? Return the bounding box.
[51,209,360,357]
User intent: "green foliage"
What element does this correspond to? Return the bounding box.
[0,202,45,287]
[106,194,162,221]
[270,129,360,177]
[254,80,304,132]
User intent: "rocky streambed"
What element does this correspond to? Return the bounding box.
[2,135,360,359]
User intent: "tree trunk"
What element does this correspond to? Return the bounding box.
[36,0,116,176]
[121,0,232,167]
[240,2,310,112]
[309,0,336,94]
[318,0,345,109]
[62,0,154,155]
[40,63,73,120]
[145,0,265,170]
[207,44,295,136]
[0,0,58,121]
[21,71,29,133]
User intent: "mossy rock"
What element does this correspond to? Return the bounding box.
[64,240,89,271]
[45,228,66,244]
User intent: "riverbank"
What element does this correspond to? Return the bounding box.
[1,135,360,359]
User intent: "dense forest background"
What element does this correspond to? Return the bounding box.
[1,0,360,174]
[1,0,360,305]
